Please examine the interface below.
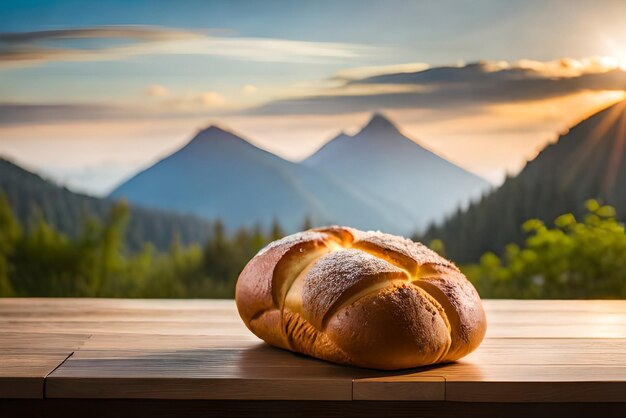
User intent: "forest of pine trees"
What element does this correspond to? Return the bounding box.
[421,101,626,264]
[420,172,592,263]
[0,158,214,251]
[1,192,625,299]
[0,194,290,298]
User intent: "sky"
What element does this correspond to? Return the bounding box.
[2,0,626,195]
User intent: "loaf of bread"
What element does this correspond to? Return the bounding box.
[235,226,486,370]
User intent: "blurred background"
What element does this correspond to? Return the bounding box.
[1,0,626,299]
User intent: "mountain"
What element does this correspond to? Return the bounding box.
[304,113,491,232]
[109,126,398,233]
[424,100,626,263]
[0,158,213,251]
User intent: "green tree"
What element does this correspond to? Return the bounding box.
[0,195,20,296]
[464,200,626,299]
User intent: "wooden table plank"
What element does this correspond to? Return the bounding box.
[80,334,260,350]
[352,376,445,400]
[0,321,251,336]
[46,346,366,400]
[482,300,626,339]
[3,298,624,338]
[464,338,626,365]
[352,364,626,402]
[0,351,72,398]
[2,298,626,403]
[0,332,91,350]
[0,330,91,398]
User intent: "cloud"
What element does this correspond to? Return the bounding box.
[198,92,226,107]
[0,26,203,67]
[0,25,372,68]
[143,84,228,109]
[160,91,229,110]
[0,103,147,124]
[0,88,230,125]
[333,62,430,81]
[242,85,258,95]
[246,59,626,116]
[0,26,199,44]
[144,84,170,97]
[5,58,625,126]
[0,101,228,125]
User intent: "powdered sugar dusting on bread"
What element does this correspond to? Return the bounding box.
[308,248,402,285]
[354,230,451,268]
[256,231,328,256]
[301,249,406,327]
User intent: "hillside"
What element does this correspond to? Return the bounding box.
[424,100,626,262]
[0,158,213,251]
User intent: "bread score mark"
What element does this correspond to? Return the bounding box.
[351,238,459,358]
[265,228,458,361]
[320,277,407,329]
[317,274,453,364]
[277,239,344,350]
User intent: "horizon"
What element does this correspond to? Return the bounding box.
[2,99,623,198]
[1,110,483,198]
[2,0,626,195]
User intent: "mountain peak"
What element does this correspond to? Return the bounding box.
[185,124,252,148]
[194,124,233,138]
[363,112,396,131]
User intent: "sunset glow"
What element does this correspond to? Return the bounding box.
[2,0,626,194]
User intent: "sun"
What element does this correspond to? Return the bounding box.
[599,56,626,71]
[614,57,626,71]
[601,37,626,71]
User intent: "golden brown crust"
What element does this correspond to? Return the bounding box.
[352,230,448,275]
[235,231,329,322]
[235,226,486,370]
[326,283,452,369]
[301,249,407,329]
[414,264,487,361]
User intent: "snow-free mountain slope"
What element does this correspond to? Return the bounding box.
[304,113,491,231]
[109,126,398,233]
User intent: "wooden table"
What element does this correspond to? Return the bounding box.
[1,299,625,417]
